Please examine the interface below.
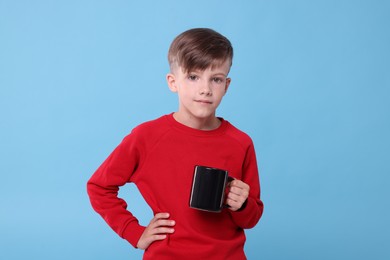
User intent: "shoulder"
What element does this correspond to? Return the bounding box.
[116,115,172,153]
[123,114,172,143]
[223,120,254,148]
[132,114,170,134]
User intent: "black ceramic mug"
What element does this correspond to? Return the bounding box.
[189,165,234,212]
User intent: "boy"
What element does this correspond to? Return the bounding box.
[87,28,264,259]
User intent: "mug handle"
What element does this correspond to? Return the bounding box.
[223,176,235,208]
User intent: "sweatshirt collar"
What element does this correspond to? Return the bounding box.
[165,113,228,136]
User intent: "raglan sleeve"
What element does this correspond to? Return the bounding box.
[230,141,264,229]
[86,130,146,248]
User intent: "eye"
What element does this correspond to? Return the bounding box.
[188,74,199,81]
[212,77,224,84]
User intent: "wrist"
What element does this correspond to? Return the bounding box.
[237,199,248,212]
[122,221,146,248]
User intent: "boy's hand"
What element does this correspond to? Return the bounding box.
[226,180,250,211]
[137,213,175,250]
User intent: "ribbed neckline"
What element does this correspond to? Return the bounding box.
[164,113,228,137]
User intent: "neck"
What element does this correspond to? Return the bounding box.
[173,112,221,130]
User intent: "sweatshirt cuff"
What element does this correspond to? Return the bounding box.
[121,220,146,248]
[230,197,262,229]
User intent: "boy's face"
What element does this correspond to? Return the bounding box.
[167,60,231,128]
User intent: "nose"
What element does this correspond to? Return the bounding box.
[199,81,212,96]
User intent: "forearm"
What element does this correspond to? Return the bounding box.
[230,143,264,228]
[87,133,146,247]
[230,196,264,229]
[87,179,145,245]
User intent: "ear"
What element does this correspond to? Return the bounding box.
[166,73,178,93]
[224,78,231,94]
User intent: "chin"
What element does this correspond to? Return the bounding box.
[193,112,215,120]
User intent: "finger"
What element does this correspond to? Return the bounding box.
[149,234,168,244]
[229,187,249,199]
[137,213,174,250]
[231,180,250,190]
[149,213,170,226]
[148,221,175,235]
[151,227,175,235]
[226,198,241,211]
[152,234,168,240]
[141,234,167,248]
[228,192,245,203]
[139,226,174,248]
[153,212,170,220]
[230,182,249,196]
[149,219,175,231]
[227,192,248,206]
[137,231,168,250]
[229,186,243,195]
[154,219,175,227]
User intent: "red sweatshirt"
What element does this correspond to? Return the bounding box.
[87,113,263,259]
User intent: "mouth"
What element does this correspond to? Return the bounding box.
[195,100,213,104]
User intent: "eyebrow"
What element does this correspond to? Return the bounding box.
[187,70,228,77]
[211,73,228,77]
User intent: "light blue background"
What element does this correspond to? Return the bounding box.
[1,1,389,259]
